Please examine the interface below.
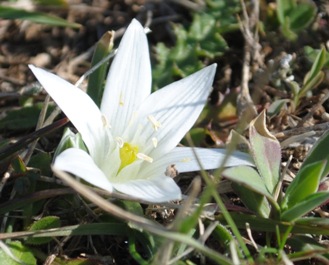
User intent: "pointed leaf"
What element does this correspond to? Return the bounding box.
[267,99,289,117]
[249,111,281,193]
[300,47,327,96]
[0,241,36,265]
[54,128,87,158]
[232,183,271,218]
[301,130,329,179]
[282,160,326,210]
[299,71,324,99]
[281,192,329,221]
[26,216,61,245]
[222,166,275,202]
[87,31,114,106]
[0,6,80,28]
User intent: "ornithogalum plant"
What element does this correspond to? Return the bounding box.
[29,19,253,203]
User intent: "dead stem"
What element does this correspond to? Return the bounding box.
[237,0,259,129]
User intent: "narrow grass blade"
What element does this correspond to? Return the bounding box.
[0,6,81,28]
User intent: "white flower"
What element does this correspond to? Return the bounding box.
[29,19,253,203]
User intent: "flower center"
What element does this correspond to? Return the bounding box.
[119,142,139,171]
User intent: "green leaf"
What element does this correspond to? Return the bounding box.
[276,0,295,25]
[300,72,324,99]
[217,213,329,235]
[128,231,152,264]
[305,47,327,81]
[300,47,326,97]
[304,46,329,68]
[152,3,234,90]
[249,111,281,194]
[267,99,289,117]
[34,0,68,6]
[281,16,297,40]
[28,152,52,175]
[116,200,144,217]
[281,192,329,221]
[232,183,271,218]
[54,128,87,158]
[181,128,206,146]
[0,104,54,131]
[282,161,326,210]
[301,130,329,180]
[276,0,316,40]
[288,235,329,259]
[0,118,68,162]
[0,241,36,265]
[87,31,114,107]
[286,80,301,99]
[11,156,27,173]
[25,216,61,245]
[212,223,233,250]
[223,166,276,207]
[0,6,80,28]
[0,223,129,240]
[288,2,316,31]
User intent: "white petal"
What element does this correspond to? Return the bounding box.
[140,147,254,177]
[98,145,121,180]
[112,159,143,182]
[101,19,151,137]
[127,64,217,158]
[112,176,181,203]
[54,148,113,192]
[29,65,109,160]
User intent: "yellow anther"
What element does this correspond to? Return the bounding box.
[152,137,158,148]
[148,115,161,131]
[137,153,153,163]
[101,114,110,128]
[115,137,124,148]
[119,92,124,106]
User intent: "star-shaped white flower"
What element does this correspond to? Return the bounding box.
[29,19,253,202]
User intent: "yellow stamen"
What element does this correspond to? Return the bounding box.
[115,137,124,148]
[137,153,153,163]
[119,142,139,171]
[119,92,124,106]
[148,115,161,131]
[101,114,110,128]
[152,137,158,148]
